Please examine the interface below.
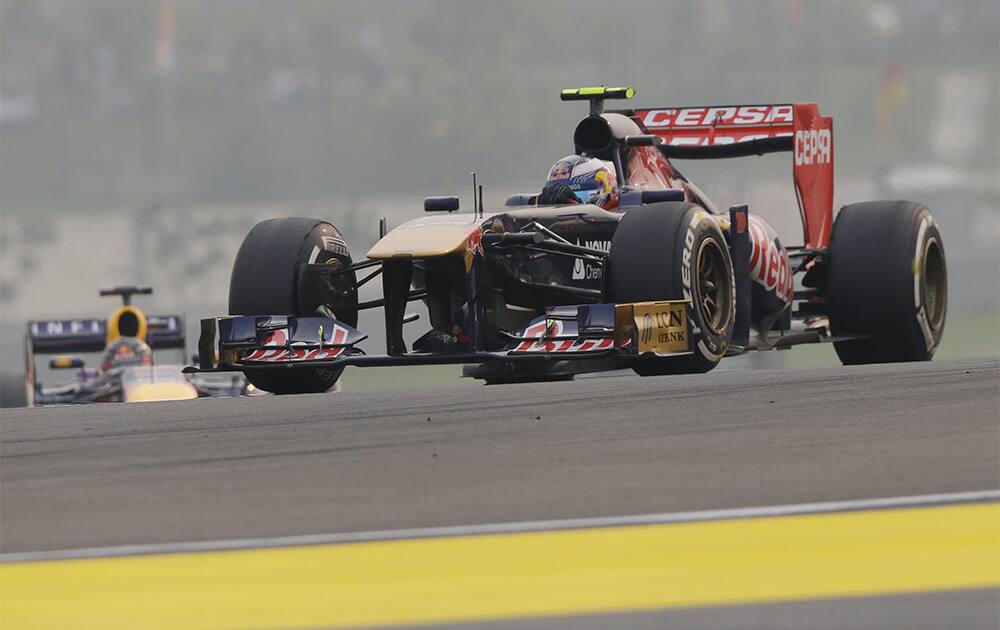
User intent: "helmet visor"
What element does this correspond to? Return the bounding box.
[572,188,599,204]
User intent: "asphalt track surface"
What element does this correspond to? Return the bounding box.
[2,358,999,628]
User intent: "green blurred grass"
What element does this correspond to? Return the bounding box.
[786,308,1000,369]
[935,309,1000,360]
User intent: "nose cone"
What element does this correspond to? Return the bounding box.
[125,382,198,403]
[367,215,487,260]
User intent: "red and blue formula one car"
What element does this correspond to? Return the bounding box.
[191,86,947,394]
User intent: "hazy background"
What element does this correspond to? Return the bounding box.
[1,0,997,406]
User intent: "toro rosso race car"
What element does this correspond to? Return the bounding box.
[26,286,250,405]
[192,87,947,394]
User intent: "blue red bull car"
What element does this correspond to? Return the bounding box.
[26,287,251,405]
[191,86,947,394]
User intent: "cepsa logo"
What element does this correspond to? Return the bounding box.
[641,105,794,128]
[794,129,831,166]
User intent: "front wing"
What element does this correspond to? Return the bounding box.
[192,301,693,375]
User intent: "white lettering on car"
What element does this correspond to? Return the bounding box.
[748,216,792,302]
[642,109,676,127]
[794,129,832,166]
[642,105,794,128]
[681,215,702,337]
[768,105,794,123]
[675,108,706,126]
[704,107,737,124]
[571,240,610,281]
[733,105,768,124]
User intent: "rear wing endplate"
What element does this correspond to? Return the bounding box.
[612,103,834,248]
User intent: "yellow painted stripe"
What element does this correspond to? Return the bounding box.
[2,504,997,630]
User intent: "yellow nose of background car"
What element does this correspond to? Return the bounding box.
[124,382,198,403]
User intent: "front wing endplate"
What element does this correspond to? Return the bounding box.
[618,301,690,355]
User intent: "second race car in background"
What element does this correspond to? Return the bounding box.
[191,86,948,394]
[26,286,252,405]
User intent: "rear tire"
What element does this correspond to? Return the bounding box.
[827,201,947,364]
[229,217,357,394]
[607,203,735,375]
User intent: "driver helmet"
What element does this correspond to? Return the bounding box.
[101,337,154,372]
[544,155,619,209]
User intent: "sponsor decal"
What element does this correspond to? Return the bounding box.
[320,235,350,258]
[243,328,288,361]
[582,239,612,252]
[747,216,793,302]
[243,324,351,363]
[791,102,834,248]
[512,318,613,354]
[466,227,484,257]
[680,215,700,334]
[915,306,934,352]
[31,319,102,337]
[571,239,610,280]
[641,105,794,128]
[640,313,654,345]
[634,302,688,354]
[681,214,731,359]
[794,129,832,166]
[636,105,795,147]
[245,346,348,363]
[913,218,936,351]
[513,336,614,354]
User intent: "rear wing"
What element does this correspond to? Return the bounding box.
[611,103,833,249]
[26,315,186,354]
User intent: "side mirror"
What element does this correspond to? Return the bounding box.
[50,356,85,369]
[624,134,663,147]
[504,194,537,207]
[640,189,686,204]
[619,188,688,209]
[424,196,460,212]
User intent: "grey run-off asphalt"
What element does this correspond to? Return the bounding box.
[2,358,996,553]
[2,359,997,629]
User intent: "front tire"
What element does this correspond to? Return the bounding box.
[827,201,947,364]
[229,217,357,394]
[607,203,735,375]
[243,366,346,396]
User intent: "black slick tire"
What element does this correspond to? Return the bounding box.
[607,203,735,375]
[827,201,946,364]
[229,217,357,394]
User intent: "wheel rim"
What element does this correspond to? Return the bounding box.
[922,237,946,330]
[696,238,731,336]
[324,257,346,318]
[306,255,356,322]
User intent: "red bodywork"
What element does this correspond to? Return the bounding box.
[624,103,834,249]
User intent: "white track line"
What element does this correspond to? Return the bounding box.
[3,489,997,564]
